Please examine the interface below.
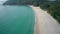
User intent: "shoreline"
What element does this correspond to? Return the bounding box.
[30,5,60,34]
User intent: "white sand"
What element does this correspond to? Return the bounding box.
[30,6,60,34]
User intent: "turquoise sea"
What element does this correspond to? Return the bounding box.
[0,6,35,34]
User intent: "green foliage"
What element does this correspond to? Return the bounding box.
[39,2,60,23]
[3,0,33,5]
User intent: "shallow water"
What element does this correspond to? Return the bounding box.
[0,6,35,34]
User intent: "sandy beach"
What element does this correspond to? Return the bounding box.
[30,6,60,34]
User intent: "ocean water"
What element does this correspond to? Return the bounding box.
[0,6,35,34]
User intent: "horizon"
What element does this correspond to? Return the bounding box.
[0,0,7,5]
[0,0,7,1]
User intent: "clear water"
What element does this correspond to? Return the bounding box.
[0,6,35,34]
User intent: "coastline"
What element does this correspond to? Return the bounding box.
[30,5,60,34]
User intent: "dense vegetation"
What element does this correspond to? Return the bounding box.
[3,0,33,5]
[3,0,60,23]
[39,2,60,23]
